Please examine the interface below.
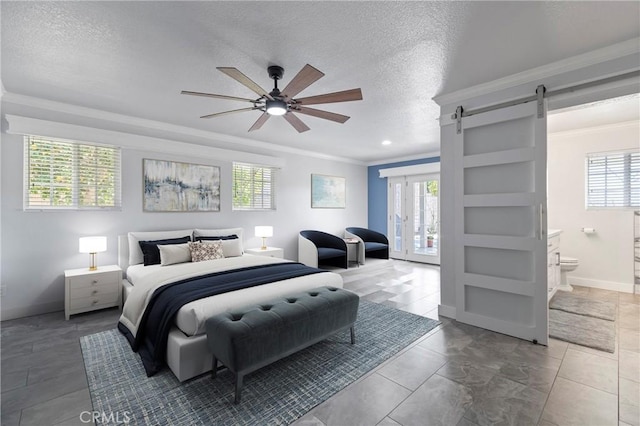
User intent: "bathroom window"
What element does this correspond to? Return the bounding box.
[586,150,639,208]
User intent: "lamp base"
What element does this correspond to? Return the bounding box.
[261,237,267,250]
[88,252,98,270]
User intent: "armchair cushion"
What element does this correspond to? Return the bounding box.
[318,247,347,260]
[364,242,388,253]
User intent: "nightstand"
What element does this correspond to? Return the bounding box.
[245,247,284,259]
[65,264,122,320]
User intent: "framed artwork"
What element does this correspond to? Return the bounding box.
[311,174,346,208]
[143,159,220,212]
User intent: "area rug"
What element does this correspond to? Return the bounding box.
[80,301,440,426]
[549,309,615,353]
[549,291,616,321]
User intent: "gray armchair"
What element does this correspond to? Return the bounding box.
[298,230,348,269]
[345,227,389,261]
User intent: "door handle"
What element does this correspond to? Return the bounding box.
[538,204,544,240]
[556,252,560,266]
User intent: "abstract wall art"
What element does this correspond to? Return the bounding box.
[143,159,220,212]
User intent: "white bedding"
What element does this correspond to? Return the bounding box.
[121,254,343,337]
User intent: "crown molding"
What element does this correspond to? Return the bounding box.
[548,119,640,139]
[433,38,640,106]
[1,92,366,166]
[366,151,440,167]
[5,114,288,168]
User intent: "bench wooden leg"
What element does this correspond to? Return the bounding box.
[350,326,356,344]
[234,373,244,404]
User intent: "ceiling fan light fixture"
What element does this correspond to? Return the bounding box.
[266,99,287,116]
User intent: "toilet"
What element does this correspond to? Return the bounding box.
[558,256,579,292]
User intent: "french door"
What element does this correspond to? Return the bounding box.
[454,101,548,344]
[388,174,440,265]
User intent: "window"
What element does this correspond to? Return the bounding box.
[24,136,121,210]
[232,163,276,210]
[586,150,639,208]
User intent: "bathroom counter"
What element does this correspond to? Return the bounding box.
[548,229,562,238]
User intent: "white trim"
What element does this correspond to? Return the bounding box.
[569,276,634,294]
[1,92,366,166]
[366,151,440,167]
[5,115,286,168]
[548,119,640,138]
[433,38,640,106]
[378,162,440,178]
[1,300,62,321]
[438,304,456,319]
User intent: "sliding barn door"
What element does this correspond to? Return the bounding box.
[455,101,548,344]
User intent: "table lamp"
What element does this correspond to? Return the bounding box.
[254,226,273,250]
[79,236,107,270]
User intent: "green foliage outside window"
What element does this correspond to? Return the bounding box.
[26,136,121,209]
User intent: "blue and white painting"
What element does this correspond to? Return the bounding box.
[143,159,220,212]
[311,174,346,208]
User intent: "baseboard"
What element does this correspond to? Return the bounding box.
[438,304,456,319]
[569,276,634,294]
[0,300,63,321]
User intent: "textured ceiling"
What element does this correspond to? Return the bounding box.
[2,1,639,162]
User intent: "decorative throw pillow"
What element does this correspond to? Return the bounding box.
[139,236,191,266]
[189,241,224,262]
[158,243,192,266]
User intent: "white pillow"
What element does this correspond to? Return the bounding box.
[193,228,244,254]
[158,243,192,266]
[189,241,224,262]
[201,238,243,258]
[127,229,193,266]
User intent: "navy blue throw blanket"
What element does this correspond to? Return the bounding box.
[118,262,326,376]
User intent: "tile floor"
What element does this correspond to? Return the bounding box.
[1,260,638,426]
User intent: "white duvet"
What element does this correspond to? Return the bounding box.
[119,255,344,337]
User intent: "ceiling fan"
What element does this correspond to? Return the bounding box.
[182,64,363,133]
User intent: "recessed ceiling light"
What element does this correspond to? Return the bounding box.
[382,140,392,145]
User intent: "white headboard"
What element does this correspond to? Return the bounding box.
[118,235,130,272]
[117,227,244,273]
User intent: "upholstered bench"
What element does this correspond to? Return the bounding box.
[205,286,360,403]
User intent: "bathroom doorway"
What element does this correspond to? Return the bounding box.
[546,93,640,297]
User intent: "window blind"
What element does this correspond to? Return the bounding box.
[586,150,639,208]
[232,163,276,210]
[24,136,122,209]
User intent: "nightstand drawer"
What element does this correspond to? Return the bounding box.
[70,292,119,310]
[65,265,122,320]
[70,283,119,300]
[68,271,119,289]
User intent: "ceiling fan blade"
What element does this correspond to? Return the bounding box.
[283,112,310,133]
[294,106,350,123]
[294,88,363,105]
[181,90,257,103]
[217,67,273,100]
[248,112,270,131]
[281,64,325,99]
[200,107,257,119]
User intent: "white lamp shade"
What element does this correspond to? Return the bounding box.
[79,236,107,253]
[255,226,273,238]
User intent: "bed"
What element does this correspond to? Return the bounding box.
[117,228,344,382]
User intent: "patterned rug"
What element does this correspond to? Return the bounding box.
[80,301,440,425]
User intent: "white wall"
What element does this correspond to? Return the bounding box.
[0,118,367,320]
[548,121,638,292]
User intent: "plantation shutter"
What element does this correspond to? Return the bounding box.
[587,151,639,208]
[232,163,276,210]
[25,136,122,209]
